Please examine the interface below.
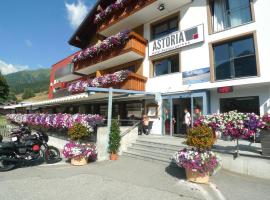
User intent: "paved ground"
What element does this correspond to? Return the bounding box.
[0,156,269,200]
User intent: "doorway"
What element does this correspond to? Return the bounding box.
[162,92,208,136]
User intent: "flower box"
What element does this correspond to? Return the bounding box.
[185,168,209,184]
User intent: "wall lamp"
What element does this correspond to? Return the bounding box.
[157,3,165,11]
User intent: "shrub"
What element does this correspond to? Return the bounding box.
[68,123,89,141]
[186,125,215,150]
[108,119,121,154]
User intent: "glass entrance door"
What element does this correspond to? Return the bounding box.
[162,92,208,136]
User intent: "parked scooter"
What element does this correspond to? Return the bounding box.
[0,128,60,171]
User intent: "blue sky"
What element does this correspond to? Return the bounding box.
[0,0,96,74]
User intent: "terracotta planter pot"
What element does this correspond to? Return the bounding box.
[71,156,87,166]
[110,153,118,160]
[261,129,270,156]
[185,168,209,184]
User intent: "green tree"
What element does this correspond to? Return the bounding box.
[7,92,17,101]
[0,71,9,103]
[22,88,35,100]
[108,119,121,154]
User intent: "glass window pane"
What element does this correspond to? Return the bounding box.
[162,99,171,135]
[169,18,178,30]
[232,37,255,57]
[234,55,257,77]
[154,59,169,76]
[214,43,231,80]
[170,55,179,73]
[228,0,251,27]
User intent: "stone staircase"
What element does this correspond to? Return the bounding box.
[122,135,187,164]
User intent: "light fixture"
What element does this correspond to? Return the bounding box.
[157,3,165,11]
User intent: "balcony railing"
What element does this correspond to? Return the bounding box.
[53,72,147,98]
[96,0,157,34]
[73,31,147,74]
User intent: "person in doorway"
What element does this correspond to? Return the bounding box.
[138,115,150,135]
[183,108,191,134]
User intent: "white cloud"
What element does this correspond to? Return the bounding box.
[0,59,29,75]
[65,0,89,29]
[25,39,32,47]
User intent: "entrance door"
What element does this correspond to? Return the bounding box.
[162,92,208,136]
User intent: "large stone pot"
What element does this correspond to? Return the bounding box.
[185,168,209,184]
[260,129,270,156]
[71,156,88,166]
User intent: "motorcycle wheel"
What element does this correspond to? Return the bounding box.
[44,146,60,164]
[0,156,16,172]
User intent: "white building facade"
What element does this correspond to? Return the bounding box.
[134,0,270,135]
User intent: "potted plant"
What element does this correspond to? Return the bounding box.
[63,142,97,166]
[174,125,221,184]
[174,148,221,184]
[63,123,93,165]
[108,119,121,160]
[261,113,270,156]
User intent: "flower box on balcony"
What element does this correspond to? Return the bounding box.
[73,31,147,73]
[96,0,157,33]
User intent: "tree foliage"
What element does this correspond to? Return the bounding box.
[108,119,121,154]
[22,88,35,100]
[0,71,9,103]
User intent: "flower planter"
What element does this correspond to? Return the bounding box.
[260,129,270,156]
[71,156,88,166]
[110,153,118,160]
[185,168,209,184]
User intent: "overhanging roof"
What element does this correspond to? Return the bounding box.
[4,88,158,110]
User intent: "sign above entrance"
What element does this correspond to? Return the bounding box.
[217,86,233,94]
[148,24,204,57]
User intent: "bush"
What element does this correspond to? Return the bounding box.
[68,123,89,141]
[108,119,121,154]
[186,125,215,150]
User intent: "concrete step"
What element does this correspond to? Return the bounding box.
[127,146,175,159]
[122,150,174,164]
[132,141,185,152]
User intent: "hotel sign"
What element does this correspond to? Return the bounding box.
[149,24,204,57]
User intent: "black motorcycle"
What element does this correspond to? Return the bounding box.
[0,130,60,171]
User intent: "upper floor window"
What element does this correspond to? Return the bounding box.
[214,35,257,81]
[152,17,179,40]
[153,54,179,77]
[211,0,252,32]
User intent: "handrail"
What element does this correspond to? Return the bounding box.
[120,121,140,138]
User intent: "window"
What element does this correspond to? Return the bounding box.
[152,17,179,39]
[214,36,257,80]
[153,55,179,77]
[220,96,259,115]
[211,0,252,32]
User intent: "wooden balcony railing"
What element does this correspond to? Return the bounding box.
[104,72,147,91]
[97,0,157,33]
[52,72,147,98]
[74,31,147,72]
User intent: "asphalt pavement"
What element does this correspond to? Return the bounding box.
[0,156,269,200]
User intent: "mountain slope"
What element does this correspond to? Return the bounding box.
[4,68,50,95]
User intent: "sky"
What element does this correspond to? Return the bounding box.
[0,0,96,75]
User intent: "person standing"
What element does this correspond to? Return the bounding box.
[183,108,191,134]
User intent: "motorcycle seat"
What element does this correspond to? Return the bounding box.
[0,142,15,149]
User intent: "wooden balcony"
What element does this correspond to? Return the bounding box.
[74,32,147,75]
[97,0,157,36]
[104,72,147,91]
[53,72,147,98]
[96,0,192,37]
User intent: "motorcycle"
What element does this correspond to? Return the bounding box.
[0,129,60,172]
